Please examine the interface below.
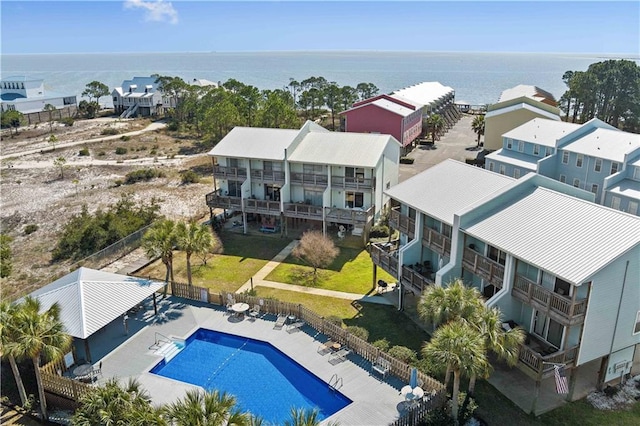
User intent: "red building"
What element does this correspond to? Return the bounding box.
[341,94,423,148]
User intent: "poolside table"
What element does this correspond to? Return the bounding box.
[231,302,250,318]
[73,363,93,378]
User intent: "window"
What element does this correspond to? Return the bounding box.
[303,164,323,175]
[226,180,241,197]
[634,311,640,335]
[611,162,619,175]
[518,141,524,152]
[513,168,521,178]
[559,174,566,183]
[345,167,365,182]
[591,184,598,194]
[487,245,506,266]
[345,191,364,208]
[611,196,621,210]
[506,139,513,149]
[304,189,323,205]
[499,165,506,175]
[546,147,553,157]
[562,151,569,164]
[634,167,640,181]
[628,201,638,215]
[576,154,583,168]
[594,158,602,172]
[573,179,580,188]
[488,162,494,172]
[533,144,540,155]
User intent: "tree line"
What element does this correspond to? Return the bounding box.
[155,75,379,142]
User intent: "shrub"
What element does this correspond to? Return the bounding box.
[24,224,38,235]
[325,315,343,327]
[400,157,415,164]
[124,168,165,184]
[167,122,179,131]
[372,338,390,352]
[120,135,131,141]
[180,170,200,184]
[101,127,119,135]
[388,345,417,363]
[78,147,90,156]
[369,224,389,238]
[97,150,106,157]
[115,147,127,155]
[60,116,75,127]
[114,179,124,187]
[346,326,369,342]
[150,149,157,156]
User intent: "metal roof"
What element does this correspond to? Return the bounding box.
[498,84,556,104]
[485,149,538,171]
[502,118,580,147]
[370,99,415,117]
[392,82,454,107]
[208,127,299,161]
[485,101,562,122]
[561,128,640,163]
[288,131,399,168]
[385,159,515,225]
[27,267,165,339]
[463,186,640,284]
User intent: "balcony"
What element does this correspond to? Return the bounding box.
[422,226,452,257]
[401,265,433,295]
[283,203,323,220]
[205,192,242,210]
[250,169,285,183]
[461,247,504,289]
[243,198,281,215]
[370,242,399,278]
[289,173,328,188]
[325,206,374,225]
[519,340,579,377]
[331,175,374,190]
[512,275,587,326]
[389,208,415,239]
[213,165,247,180]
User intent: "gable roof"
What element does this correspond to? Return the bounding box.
[385,159,515,225]
[208,127,299,161]
[502,118,581,147]
[498,84,557,105]
[486,98,561,121]
[561,128,640,163]
[392,82,454,107]
[288,131,399,168]
[27,268,164,339]
[463,186,640,283]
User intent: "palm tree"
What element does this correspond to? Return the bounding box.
[284,408,330,426]
[175,220,214,286]
[471,115,485,147]
[14,296,72,420]
[167,389,250,425]
[0,300,29,406]
[422,320,487,425]
[44,103,56,133]
[426,113,445,144]
[72,378,165,425]
[142,219,177,291]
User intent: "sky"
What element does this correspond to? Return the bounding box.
[1,1,639,55]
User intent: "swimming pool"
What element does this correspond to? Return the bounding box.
[149,328,351,424]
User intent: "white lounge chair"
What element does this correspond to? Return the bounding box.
[329,347,351,364]
[371,357,390,379]
[286,321,304,333]
[249,304,261,321]
[274,314,287,330]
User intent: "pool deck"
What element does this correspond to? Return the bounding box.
[89,296,409,425]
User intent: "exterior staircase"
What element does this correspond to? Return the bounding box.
[120,103,138,119]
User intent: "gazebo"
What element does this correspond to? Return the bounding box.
[27,267,165,362]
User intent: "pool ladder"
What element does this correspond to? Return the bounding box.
[149,332,173,350]
[329,373,343,391]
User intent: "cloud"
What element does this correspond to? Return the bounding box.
[124,0,178,25]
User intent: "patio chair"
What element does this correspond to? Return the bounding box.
[317,340,336,355]
[92,361,103,379]
[249,304,261,321]
[286,321,304,333]
[371,357,390,379]
[274,314,287,330]
[329,347,351,364]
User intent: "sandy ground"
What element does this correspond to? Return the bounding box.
[1,117,212,299]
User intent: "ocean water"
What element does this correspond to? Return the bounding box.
[0,51,633,107]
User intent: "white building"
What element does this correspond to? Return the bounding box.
[112,76,172,118]
[1,76,77,113]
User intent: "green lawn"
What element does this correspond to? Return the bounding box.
[137,233,292,293]
[264,247,396,294]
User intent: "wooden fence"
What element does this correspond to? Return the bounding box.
[39,354,94,403]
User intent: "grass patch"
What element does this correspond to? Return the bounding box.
[265,247,396,294]
[253,286,428,352]
[137,233,292,293]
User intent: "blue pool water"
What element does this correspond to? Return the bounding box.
[150,328,351,424]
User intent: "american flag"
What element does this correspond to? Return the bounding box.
[554,365,569,394]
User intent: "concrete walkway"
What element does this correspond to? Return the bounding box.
[236,240,394,305]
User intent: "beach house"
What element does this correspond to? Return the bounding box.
[370,159,640,413]
[112,76,172,118]
[206,121,400,236]
[391,81,459,131]
[0,76,77,114]
[485,117,640,216]
[340,94,423,150]
[484,85,561,151]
